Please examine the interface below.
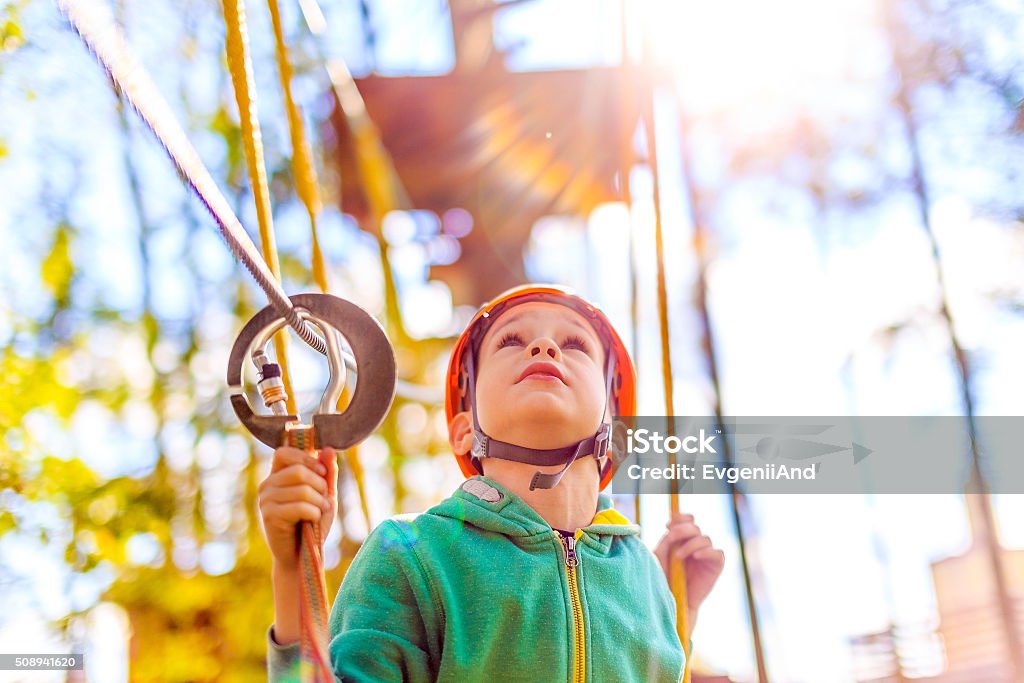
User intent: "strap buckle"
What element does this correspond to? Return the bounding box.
[593,422,611,460]
[471,430,489,459]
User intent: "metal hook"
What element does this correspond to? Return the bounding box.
[226,293,396,450]
[307,313,347,416]
[245,307,348,419]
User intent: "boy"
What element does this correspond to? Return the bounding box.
[259,284,724,681]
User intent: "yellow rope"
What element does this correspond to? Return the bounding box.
[325,58,408,218]
[224,7,337,675]
[643,84,692,683]
[265,0,372,536]
[323,58,411,347]
[618,64,642,529]
[620,2,691,667]
[265,0,328,293]
[335,383,373,530]
[221,0,297,417]
[344,445,372,531]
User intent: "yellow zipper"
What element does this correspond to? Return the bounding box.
[559,532,585,683]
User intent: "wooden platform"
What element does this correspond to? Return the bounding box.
[328,65,642,304]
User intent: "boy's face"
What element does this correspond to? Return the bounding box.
[451,301,609,454]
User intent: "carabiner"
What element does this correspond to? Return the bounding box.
[226,293,396,450]
[246,307,348,417]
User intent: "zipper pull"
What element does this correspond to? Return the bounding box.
[560,534,580,568]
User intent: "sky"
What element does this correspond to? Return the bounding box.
[1,0,1023,682]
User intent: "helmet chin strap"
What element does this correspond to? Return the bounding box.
[526,422,611,490]
[464,346,616,491]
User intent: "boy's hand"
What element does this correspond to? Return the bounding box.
[258,446,339,572]
[654,513,725,621]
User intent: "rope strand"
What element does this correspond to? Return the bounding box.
[55,0,328,358]
[266,0,374,545]
[224,3,336,676]
[642,77,693,683]
[221,0,300,416]
[266,0,329,293]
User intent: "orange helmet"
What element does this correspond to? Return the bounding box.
[445,284,636,490]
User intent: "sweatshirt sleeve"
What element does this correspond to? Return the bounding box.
[266,625,301,682]
[266,519,438,682]
[328,518,438,681]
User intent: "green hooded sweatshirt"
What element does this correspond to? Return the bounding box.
[267,475,686,682]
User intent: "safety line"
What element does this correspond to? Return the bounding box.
[55,0,329,357]
[265,0,329,294]
[222,0,299,416]
[642,78,693,683]
[264,0,373,537]
[223,4,340,678]
[293,3,413,348]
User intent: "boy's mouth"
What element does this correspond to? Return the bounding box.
[516,362,566,384]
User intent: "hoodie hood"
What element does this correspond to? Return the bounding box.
[429,475,640,545]
[269,474,686,683]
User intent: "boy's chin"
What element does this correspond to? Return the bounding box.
[487,403,602,448]
[505,396,574,421]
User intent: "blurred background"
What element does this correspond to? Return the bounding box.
[1,0,1023,681]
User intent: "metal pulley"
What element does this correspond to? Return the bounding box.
[226,293,396,450]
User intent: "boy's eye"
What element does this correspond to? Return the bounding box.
[561,335,588,352]
[496,332,524,349]
[494,331,590,353]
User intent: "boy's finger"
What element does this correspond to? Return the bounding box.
[672,535,712,562]
[282,463,329,493]
[655,532,696,569]
[264,500,324,525]
[667,512,694,527]
[318,448,338,498]
[262,483,331,510]
[663,522,701,545]
[694,547,725,562]
[271,464,328,495]
[272,446,328,476]
[653,524,700,574]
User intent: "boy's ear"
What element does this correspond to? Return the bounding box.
[448,411,473,456]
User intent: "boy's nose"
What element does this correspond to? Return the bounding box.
[526,338,562,361]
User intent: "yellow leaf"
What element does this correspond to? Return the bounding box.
[41,225,73,301]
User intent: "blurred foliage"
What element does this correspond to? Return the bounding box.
[0,0,453,680]
[1,1,27,55]
[0,0,1021,681]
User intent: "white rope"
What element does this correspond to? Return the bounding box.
[56,0,328,355]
